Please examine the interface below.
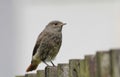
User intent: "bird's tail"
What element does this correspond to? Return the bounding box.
[26,63,38,72]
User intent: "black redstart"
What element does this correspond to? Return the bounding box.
[26,20,66,72]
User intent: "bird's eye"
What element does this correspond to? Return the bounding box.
[54,23,58,25]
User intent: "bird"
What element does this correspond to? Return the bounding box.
[26,20,66,72]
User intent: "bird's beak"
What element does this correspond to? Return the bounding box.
[62,23,67,26]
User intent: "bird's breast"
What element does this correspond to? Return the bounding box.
[38,32,62,61]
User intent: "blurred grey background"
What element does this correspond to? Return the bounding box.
[0,0,120,77]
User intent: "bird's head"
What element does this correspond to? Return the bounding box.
[46,20,66,32]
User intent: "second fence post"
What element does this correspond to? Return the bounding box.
[45,66,57,77]
[57,64,69,77]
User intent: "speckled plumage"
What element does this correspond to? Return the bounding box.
[26,20,66,72]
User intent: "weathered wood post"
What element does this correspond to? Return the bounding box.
[57,64,69,77]
[37,70,45,77]
[85,55,96,77]
[69,59,81,77]
[25,73,36,77]
[45,66,57,77]
[110,49,120,77]
[69,58,95,77]
[80,59,93,77]
[96,51,111,77]
[79,59,86,77]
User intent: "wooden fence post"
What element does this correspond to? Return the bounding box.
[110,49,120,77]
[96,51,111,77]
[57,64,69,77]
[79,59,86,77]
[85,55,96,77]
[45,66,57,77]
[25,73,36,77]
[69,59,81,77]
[37,70,45,77]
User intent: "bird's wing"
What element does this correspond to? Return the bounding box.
[32,31,47,56]
[32,43,39,56]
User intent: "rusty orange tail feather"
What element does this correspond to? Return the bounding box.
[26,64,38,72]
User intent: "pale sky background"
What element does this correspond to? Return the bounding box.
[0,0,120,77]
